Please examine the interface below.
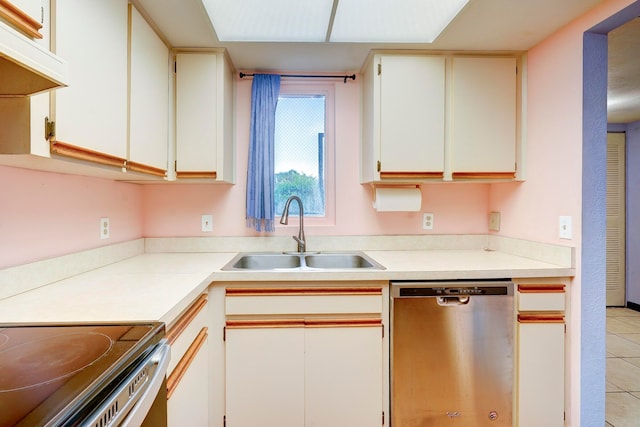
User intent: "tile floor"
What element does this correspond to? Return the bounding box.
[606,307,640,426]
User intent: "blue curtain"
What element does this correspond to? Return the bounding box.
[246,74,281,232]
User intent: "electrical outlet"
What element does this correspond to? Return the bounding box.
[559,216,572,239]
[201,214,213,232]
[422,213,434,230]
[489,212,501,231]
[100,218,110,239]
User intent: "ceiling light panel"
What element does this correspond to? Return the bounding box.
[203,0,334,42]
[330,0,470,43]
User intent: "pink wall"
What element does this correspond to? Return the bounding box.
[0,165,143,269]
[490,0,635,245]
[489,29,585,244]
[1,66,491,268]
[142,77,490,237]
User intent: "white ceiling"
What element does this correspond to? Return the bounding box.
[133,0,639,123]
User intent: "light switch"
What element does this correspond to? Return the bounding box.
[559,216,572,239]
[201,214,213,232]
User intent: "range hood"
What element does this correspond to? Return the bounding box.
[0,19,67,96]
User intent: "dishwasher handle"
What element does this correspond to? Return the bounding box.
[437,296,470,306]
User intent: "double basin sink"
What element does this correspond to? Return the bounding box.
[222,251,385,271]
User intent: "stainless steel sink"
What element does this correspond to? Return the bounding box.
[304,253,378,269]
[225,253,302,270]
[222,251,384,271]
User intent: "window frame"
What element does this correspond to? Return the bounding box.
[275,80,336,227]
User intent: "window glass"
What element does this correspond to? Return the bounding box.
[274,83,334,223]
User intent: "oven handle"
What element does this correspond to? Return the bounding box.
[120,340,171,427]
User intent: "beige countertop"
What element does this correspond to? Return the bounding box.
[0,248,574,326]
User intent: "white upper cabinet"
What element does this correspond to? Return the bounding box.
[175,51,235,183]
[361,52,522,183]
[377,55,445,180]
[362,54,445,182]
[129,5,169,176]
[53,0,128,160]
[0,0,65,164]
[451,57,517,178]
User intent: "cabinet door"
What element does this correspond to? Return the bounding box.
[129,5,168,173]
[378,55,445,177]
[5,0,40,24]
[517,318,565,427]
[175,53,218,176]
[167,331,209,427]
[53,0,128,158]
[225,325,305,427]
[451,57,516,176]
[305,324,383,427]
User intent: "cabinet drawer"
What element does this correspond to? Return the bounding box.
[517,285,565,312]
[225,287,383,316]
[166,293,208,375]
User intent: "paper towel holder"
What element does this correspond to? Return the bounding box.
[371,184,421,203]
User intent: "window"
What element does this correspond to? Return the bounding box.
[274,82,335,224]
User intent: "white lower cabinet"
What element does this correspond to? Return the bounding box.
[167,332,209,426]
[517,319,565,427]
[166,294,210,427]
[225,325,305,427]
[224,285,384,427]
[515,281,567,427]
[304,325,383,427]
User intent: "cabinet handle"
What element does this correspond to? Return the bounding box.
[305,318,382,328]
[125,160,167,177]
[379,171,444,179]
[167,294,208,344]
[176,171,217,179]
[518,284,565,293]
[0,0,43,38]
[226,287,383,296]
[166,327,208,399]
[226,318,382,329]
[452,172,516,180]
[226,319,305,329]
[50,140,126,168]
[518,314,564,324]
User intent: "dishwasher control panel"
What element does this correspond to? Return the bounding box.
[391,279,513,298]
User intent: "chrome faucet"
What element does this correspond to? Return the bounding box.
[280,195,306,253]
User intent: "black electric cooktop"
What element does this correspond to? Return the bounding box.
[0,322,165,427]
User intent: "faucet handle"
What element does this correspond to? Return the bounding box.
[292,236,306,252]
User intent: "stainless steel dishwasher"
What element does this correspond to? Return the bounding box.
[390,279,514,426]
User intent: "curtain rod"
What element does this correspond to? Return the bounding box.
[239,72,356,83]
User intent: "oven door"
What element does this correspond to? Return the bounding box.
[80,340,171,427]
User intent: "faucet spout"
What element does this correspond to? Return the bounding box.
[279,195,306,252]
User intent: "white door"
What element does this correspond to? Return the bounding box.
[53,0,128,158]
[225,325,305,427]
[378,55,445,174]
[175,53,219,173]
[451,57,517,174]
[516,320,565,427]
[305,324,383,427]
[129,5,169,171]
[606,132,626,306]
